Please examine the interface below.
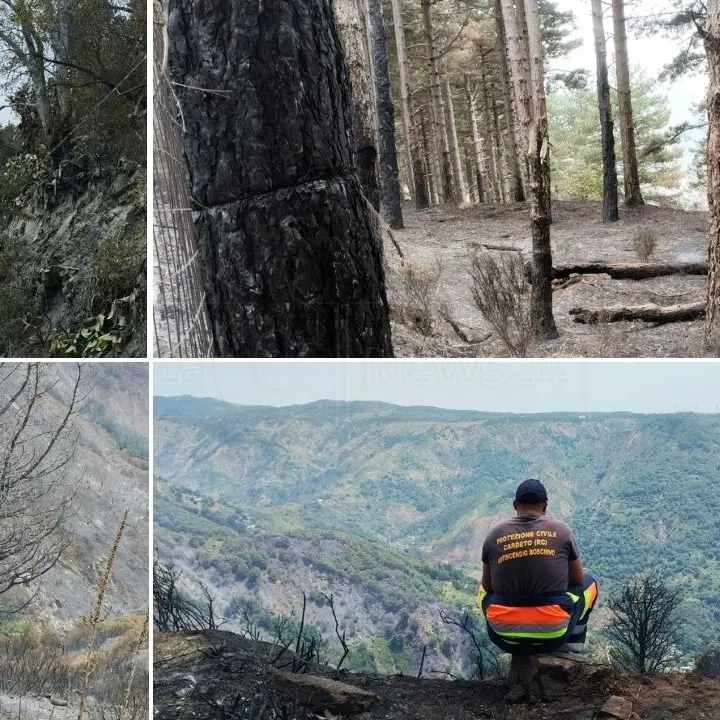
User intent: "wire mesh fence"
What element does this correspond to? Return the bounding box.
[152,0,215,358]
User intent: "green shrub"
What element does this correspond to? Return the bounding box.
[695,646,720,677]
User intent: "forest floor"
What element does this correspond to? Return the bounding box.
[386,200,713,358]
[154,630,720,720]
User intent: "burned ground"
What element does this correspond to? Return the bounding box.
[387,200,712,358]
[154,629,720,720]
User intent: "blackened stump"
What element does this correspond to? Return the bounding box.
[168,0,393,357]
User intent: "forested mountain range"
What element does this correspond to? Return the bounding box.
[154,395,720,670]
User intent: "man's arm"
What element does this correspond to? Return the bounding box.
[481,562,492,592]
[569,557,584,586]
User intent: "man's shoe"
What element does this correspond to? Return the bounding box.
[558,642,585,654]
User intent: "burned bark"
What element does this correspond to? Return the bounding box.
[525,260,707,282]
[612,0,644,207]
[334,0,381,211]
[422,0,455,205]
[366,0,404,228]
[519,0,558,339]
[570,302,706,325]
[591,0,619,222]
[494,0,526,202]
[168,0,393,357]
[390,0,429,209]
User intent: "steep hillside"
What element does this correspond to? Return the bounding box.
[0,165,146,358]
[2,364,149,624]
[154,397,720,661]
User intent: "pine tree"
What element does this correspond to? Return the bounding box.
[591,0,619,222]
[366,0,404,228]
[335,0,381,211]
[500,0,558,340]
[705,0,720,347]
[611,0,644,206]
[168,0,393,357]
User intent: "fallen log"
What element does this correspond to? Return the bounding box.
[268,668,379,714]
[570,301,706,325]
[524,260,707,282]
[474,243,524,252]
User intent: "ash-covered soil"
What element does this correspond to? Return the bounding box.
[154,630,720,720]
[386,201,712,358]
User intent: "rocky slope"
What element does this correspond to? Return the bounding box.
[2,363,149,624]
[0,164,146,358]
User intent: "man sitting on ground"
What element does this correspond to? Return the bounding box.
[477,479,598,699]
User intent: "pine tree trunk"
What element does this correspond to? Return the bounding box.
[480,60,501,202]
[390,0,428,209]
[420,111,439,204]
[500,0,531,131]
[422,0,456,205]
[494,0,526,202]
[465,144,477,203]
[502,0,557,339]
[444,78,470,203]
[334,0,381,211]
[612,0,644,207]
[706,2,720,346]
[466,74,488,203]
[591,0,619,222]
[490,89,507,203]
[365,0,404,228]
[168,0,393,357]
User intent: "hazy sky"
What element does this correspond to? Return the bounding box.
[153,362,720,414]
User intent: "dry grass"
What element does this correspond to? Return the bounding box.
[385,201,710,358]
[468,251,532,357]
[0,511,148,720]
[391,259,444,336]
[633,230,658,262]
[0,618,147,718]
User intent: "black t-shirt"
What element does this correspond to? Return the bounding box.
[481,514,580,597]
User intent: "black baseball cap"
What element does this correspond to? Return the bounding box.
[515,478,548,503]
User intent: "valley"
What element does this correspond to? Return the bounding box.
[154,396,720,670]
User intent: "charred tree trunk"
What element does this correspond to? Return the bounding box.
[366,0,404,228]
[334,0,381,211]
[490,88,507,204]
[422,0,456,205]
[501,0,557,339]
[390,0,428,209]
[420,111,439,205]
[706,2,720,345]
[570,302,706,325]
[494,0,526,202]
[168,0,393,357]
[466,74,487,203]
[479,59,501,202]
[465,143,477,202]
[525,260,708,282]
[611,0,644,207]
[591,0,619,222]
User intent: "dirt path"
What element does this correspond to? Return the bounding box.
[386,200,712,357]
